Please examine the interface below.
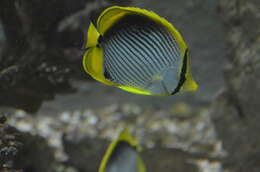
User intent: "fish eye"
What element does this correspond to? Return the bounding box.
[98,35,103,44]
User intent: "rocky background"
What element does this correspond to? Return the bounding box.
[0,0,259,172]
[211,0,260,171]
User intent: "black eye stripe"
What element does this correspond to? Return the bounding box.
[98,35,103,44]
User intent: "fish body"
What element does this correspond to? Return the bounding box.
[98,128,146,172]
[83,6,198,96]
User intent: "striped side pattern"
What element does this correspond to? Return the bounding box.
[101,15,181,90]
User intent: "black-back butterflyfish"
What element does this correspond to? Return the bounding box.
[83,6,198,96]
[98,128,146,172]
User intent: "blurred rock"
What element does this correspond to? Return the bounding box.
[0,0,134,113]
[0,0,79,112]
[0,111,56,172]
[63,136,107,172]
[211,0,260,171]
[5,102,222,172]
[0,115,22,171]
[143,148,199,172]
[14,133,55,172]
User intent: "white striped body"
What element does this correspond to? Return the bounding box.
[101,15,182,95]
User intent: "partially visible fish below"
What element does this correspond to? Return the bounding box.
[98,128,146,172]
[83,6,198,96]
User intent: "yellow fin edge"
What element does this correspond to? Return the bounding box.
[83,22,115,86]
[118,86,152,95]
[82,47,114,86]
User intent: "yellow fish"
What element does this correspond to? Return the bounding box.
[83,6,198,96]
[98,128,146,172]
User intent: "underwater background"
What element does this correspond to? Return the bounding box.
[0,0,259,172]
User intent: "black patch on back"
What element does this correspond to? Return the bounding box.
[171,49,188,95]
[101,14,160,43]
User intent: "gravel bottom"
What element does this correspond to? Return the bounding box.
[6,102,225,172]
